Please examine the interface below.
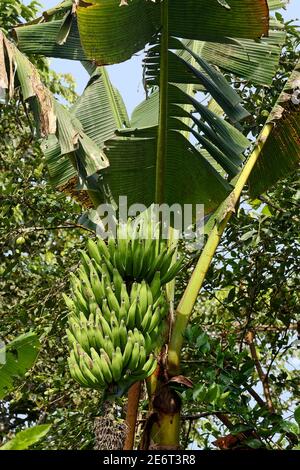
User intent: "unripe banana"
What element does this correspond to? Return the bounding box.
[139,280,149,315]
[118,300,128,322]
[144,332,153,355]
[127,342,140,371]
[119,319,128,351]
[159,247,177,278]
[66,328,77,345]
[132,328,144,348]
[161,257,184,284]
[104,335,114,360]
[111,315,121,348]
[125,240,133,274]
[68,355,89,387]
[120,283,130,311]
[113,249,125,277]
[138,345,146,368]
[73,288,89,316]
[100,349,113,384]
[135,301,142,328]
[122,339,133,370]
[140,305,153,332]
[87,239,102,265]
[101,299,111,323]
[93,327,105,351]
[90,348,106,387]
[111,350,123,383]
[149,271,161,301]
[142,354,157,377]
[126,298,137,329]
[148,307,161,333]
[106,286,120,313]
[97,237,110,260]
[63,293,77,313]
[132,241,143,278]
[79,353,98,387]
[113,268,123,302]
[108,237,116,259]
[130,282,139,304]
[80,250,92,275]
[89,264,105,304]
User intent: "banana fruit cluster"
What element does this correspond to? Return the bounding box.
[85,219,184,285]
[64,217,183,393]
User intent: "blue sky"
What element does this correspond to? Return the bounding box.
[25,0,299,115]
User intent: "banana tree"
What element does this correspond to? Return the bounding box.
[1,0,299,450]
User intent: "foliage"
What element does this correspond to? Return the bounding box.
[178,170,299,449]
[0,0,299,451]
[0,0,98,450]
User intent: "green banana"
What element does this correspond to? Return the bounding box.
[139,280,149,316]
[119,319,128,351]
[138,345,146,368]
[113,268,123,302]
[101,299,111,323]
[140,305,153,332]
[120,283,130,311]
[97,237,110,260]
[104,335,114,360]
[80,250,92,275]
[100,349,113,385]
[127,342,140,371]
[122,339,133,370]
[161,257,184,284]
[130,282,140,304]
[126,298,137,329]
[90,348,106,387]
[111,315,121,348]
[99,315,113,340]
[118,300,128,322]
[106,286,120,313]
[89,264,105,303]
[111,350,123,382]
[87,239,102,265]
[66,328,77,345]
[150,271,161,301]
[93,327,105,351]
[148,307,161,333]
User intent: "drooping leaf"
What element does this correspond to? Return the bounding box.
[0,31,108,203]
[249,60,300,196]
[76,0,270,65]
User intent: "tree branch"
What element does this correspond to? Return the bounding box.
[245,330,275,413]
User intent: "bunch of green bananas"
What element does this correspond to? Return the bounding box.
[85,218,183,284]
[64,215,183,394]
[64,257,169,392]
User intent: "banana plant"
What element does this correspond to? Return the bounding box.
[1,0,299,449]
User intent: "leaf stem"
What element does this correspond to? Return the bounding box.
[155,0,169,205]
[168,123,274,374]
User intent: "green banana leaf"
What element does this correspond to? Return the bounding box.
[13,0,285,89]
[76,0,270,64]
[0,424,51,450]
[0,31,108,202]
[43,67,128,197]
[249,60,300,196]
[0,332,40,399]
